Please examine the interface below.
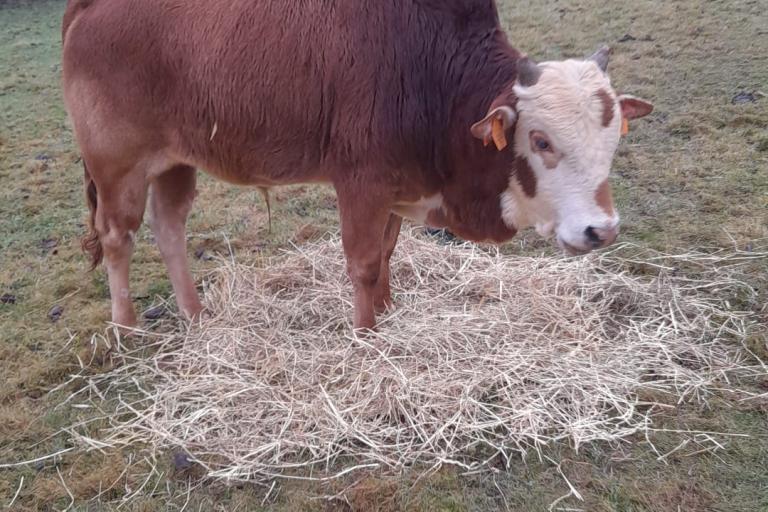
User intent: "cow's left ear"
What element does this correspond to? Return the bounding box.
[618,94,654,120]
[470,106,517,151]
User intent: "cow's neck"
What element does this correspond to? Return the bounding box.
[429,33,521,243]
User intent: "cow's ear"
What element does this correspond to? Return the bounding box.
[471,106,517,151]
[618,94,654,120]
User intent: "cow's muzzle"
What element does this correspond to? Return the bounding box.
[559,224,619,255]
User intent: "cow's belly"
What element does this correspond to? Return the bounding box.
[170,141,332,188]
[200,164,331,188]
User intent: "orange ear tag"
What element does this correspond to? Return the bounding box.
[491,117,508,151]
[620,116,630,136]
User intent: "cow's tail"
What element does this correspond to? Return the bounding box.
[62,0,92,44]
[82,162,103,270]
[258,187,273,233]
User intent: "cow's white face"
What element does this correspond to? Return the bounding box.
[472,49,653,255]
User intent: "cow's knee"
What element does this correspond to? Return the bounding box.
[347,258,381,290]
[100,223,136,258]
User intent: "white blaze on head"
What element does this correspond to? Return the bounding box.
[473,48,654,255]
[514,58,622,253]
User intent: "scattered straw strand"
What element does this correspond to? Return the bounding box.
[7,476,24,510]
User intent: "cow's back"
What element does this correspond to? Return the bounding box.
[63,0,504,186]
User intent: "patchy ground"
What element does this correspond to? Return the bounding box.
[0,0,766,510]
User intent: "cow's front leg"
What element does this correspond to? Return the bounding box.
[336,191,392,331]
[374,213,403,313]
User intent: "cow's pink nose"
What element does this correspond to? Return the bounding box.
[585,225,619,248]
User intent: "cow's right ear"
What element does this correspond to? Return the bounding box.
[470,106,517,151]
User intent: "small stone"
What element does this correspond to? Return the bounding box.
[0,294,16,304]
[143,305,166,320]
[732,92,757,104]
[172,451,193,470]
[194,246,215,261]
[618,34,637,43]
[48,304,64,322]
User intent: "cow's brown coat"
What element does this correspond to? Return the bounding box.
[62,0,534,330]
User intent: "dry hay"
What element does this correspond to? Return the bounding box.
[70,231,765,484]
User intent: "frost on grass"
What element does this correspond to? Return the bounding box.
[71,231,764,482]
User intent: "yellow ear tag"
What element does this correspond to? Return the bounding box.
[621,116,629,136]
[491,117,508,151]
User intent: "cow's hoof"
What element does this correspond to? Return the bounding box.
[180,300,205,322]
[109,320,141,340]
[185,305,209,325]
[353,315,377,334]
[353,325,378,338]
[112,312,138,330]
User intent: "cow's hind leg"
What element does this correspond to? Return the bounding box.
[89,164,149,329]
[374,213,402,313]
[147,165,203,320]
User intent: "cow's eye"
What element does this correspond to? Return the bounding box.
[529,131,555,155]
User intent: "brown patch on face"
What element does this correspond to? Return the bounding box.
[529,131,562,170]
[594,179,615,216]
[540,151,561,170]
[596,88,615,128]
[514,155,537,198]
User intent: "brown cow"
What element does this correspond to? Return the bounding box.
[61,0,652,331]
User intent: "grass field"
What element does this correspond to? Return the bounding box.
[1,0,766,510]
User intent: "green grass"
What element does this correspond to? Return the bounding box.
[1,0,767,510]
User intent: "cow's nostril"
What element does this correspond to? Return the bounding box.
[585,226,602,247]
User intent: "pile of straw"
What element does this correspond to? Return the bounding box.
[74,231,764,483]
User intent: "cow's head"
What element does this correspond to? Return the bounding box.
[471,47,653,255]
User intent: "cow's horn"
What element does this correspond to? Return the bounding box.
[517,57,542,87]
[589,45,611,72]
